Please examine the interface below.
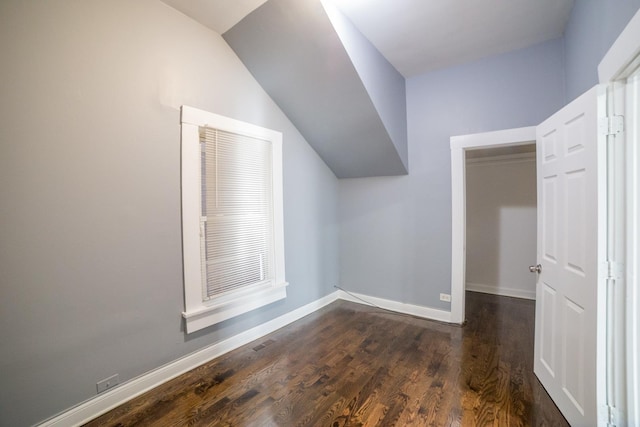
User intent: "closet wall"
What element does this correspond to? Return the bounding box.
[465,148,537,299]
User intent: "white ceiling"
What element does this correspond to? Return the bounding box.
[161,0,574,77]
[161,0,268,34]
[330,0,574,76]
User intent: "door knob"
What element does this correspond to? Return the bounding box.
[529,264,542,273]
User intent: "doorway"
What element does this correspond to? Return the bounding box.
[449,126,537,324]
[465,144,537,300]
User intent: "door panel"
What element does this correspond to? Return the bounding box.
[540,282,557,375]
[542,176,558,262]
[535,86,600,426]
[563,297,586,412]
[565,170,587,277]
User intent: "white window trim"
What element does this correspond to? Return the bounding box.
[180,106,287,333]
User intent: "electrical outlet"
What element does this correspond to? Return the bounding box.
[440,293,451,302]
[96,374,119,394]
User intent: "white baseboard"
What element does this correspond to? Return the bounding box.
[39,289,452,426]
[466,282,536,300]
[38,291,340,427]
[337,290,452,323]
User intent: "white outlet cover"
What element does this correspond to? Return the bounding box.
[96,373,119,394]
[440,293,451,302]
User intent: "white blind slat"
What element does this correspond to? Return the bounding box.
[200,127,274,300]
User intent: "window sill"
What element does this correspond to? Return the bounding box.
[182,282,288,333]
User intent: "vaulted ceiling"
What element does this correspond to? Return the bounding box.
[223,0,409,178]
[161,0,574,178]
[329,0,573,77]
[162,0,573,77]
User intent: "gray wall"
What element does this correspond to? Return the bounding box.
[4,1,639,425]
[338,0,640,311]
[0,1,338,426]
[339,39,565,309]
[564,0,640,102]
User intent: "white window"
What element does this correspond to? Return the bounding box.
[180,106,287,333]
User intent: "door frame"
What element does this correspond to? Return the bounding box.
[449,126,536,324]
[598,8,640,424]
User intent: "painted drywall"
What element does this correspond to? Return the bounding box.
[564,0,640,102]
[223,0,407,178]
[339,39,564,310]
[0,1,338,425]
[465,154,537,300]
[321,0,408,171]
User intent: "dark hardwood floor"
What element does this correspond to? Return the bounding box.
[85,292,569,426]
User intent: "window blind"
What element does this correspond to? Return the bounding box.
[200,126,274,300]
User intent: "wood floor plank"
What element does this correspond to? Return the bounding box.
[85,292,569,427]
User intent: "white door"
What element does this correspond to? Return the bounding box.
[534,85,604,426]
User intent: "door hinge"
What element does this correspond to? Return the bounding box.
[599,115,624,137]
[606,261,624,280]
[608,405,621,426]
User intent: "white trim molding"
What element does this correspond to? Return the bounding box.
[465,151,535,167]
[450,126,536,324]
[38,289,453,427]
[38,292,340,427]
[336,290,452,323]
[450,126,537,151]
[598,8,640,425]
[466,283,536,301]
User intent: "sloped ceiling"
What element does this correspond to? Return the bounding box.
[331,0,574,76]
[161,0,574,178]
[160,0,574,77]
[223,0,408,178]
